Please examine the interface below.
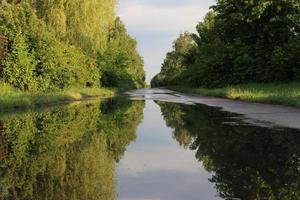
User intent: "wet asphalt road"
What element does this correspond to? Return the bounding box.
[126,88,300,130]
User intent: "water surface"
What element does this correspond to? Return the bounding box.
[117,101,217,200]
[0,93,300,200]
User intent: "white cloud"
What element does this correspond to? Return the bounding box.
[118,3,209,33]
[117,146,206,175]
[117,0,215,82]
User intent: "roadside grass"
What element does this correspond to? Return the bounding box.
[170,83,300,107]
[0,83,116,111]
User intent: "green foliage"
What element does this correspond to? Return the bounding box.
[0,97,145,199]
[2,34,36,90]
[0,1,145,91]
[0,82,115,112]
[153,0,300,88]
[30,0,117,55]
[157,102,300,199]
[170,82,300,107]
[151,32,194,87]
[270,35,300,81]
[98,18,145,89]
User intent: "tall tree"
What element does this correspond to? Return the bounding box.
[99,18,145,89]
[152,0,300,88]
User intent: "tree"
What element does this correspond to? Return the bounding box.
[0,1,145,91]
[98,18,145,89]
[151,32,194,87]
[152,0,300,88]
[2,34,36,91]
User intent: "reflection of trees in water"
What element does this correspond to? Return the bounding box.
[157,102,300,200]
[0,122,8,160]
[0,97,144,200]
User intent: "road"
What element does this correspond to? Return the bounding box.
[126,88,300,130]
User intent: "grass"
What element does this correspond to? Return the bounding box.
[169,82,300,107]
[0,83,116,112]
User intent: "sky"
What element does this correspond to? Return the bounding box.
[117,0,216,83]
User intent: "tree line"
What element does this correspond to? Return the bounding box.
[0,0,145,91]
[152,0,300,88]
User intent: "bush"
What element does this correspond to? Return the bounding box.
[0,2,145,91]
[3,34,36,91]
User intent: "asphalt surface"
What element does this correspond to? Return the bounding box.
[126,88,300,130]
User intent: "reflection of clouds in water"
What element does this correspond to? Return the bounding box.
[117,169,218,200]
[117,101,203,174]
[117,146,204,174]
[117,100,219,200]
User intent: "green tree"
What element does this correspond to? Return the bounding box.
[0,1,145,91]
[2,34,36,91]
[151,32,194,87]
[152,0,300,88]
[99,18,145,89]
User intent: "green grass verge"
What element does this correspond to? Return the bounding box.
[169,82,300,107]
[0,83,116,112]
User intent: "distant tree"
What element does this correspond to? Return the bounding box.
[151,32,194,87]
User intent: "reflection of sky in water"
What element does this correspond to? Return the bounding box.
[117,101,219,200]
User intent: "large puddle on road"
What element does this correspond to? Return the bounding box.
[0,90,300,200]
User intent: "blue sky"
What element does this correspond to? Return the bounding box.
[117,0,215,83]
